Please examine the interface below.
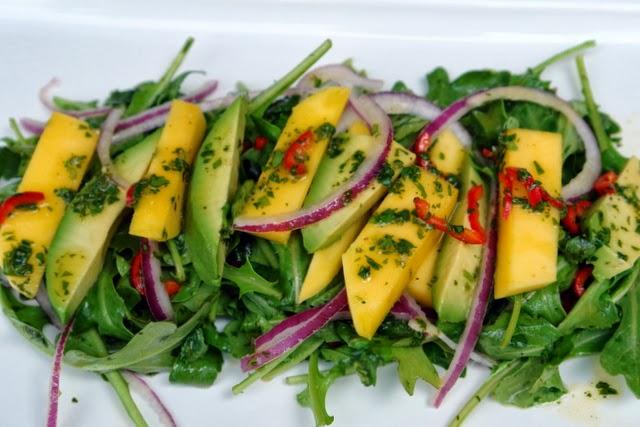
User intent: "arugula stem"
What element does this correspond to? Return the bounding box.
[531,40,595,76]
[166,239,186,282]
[248,39,332,117]
[262,337,323,381]
[576,55,627,172]
[232,352,289,394]
[285,373,309,385]
[83,329,148,427]
[500,295,522,348]
[611,262,640,304]
[448,360,521,427]
[255,238,279,269]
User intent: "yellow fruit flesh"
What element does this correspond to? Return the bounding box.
[495,129,562,299]
[240,87,350,243]
[129,100,206,241]
[406,133,467,306]
[298,217,366,303]
[343,168,458,339]
[0,112,98,297]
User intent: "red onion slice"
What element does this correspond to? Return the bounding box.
[35,283,62,329]
[335,101,369,134]
[39,78,113,118]
[233,94,392,232]
[46,319,74,427]
[141,239,174,321]
[390,294,494,368]
[415,86,600,200]
[433,180,498,407]
[297,64,384,93]
[112,80,218,143]
[97,108,129,189]
[241,289,348,371]
[20,117,46,135]
[371,91,472,148]
[122,371,177,427]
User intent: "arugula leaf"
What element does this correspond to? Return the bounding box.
[52,96,98,111]
[0,146,22,179]
[522,284,567,326]
[601,281,640,397]
[390,114,427,149]
[558,279,619,335]
[387,346,440,394]
[77,262,134,340]
[552,328,613,362]
[274,232,310,305]
[222,261,281,299]
[479,312,561,360]
[301,352,337,427]
[492,358,567,407]
[66,300,211,371]
[170,328,223,386]
[0,286,53,354]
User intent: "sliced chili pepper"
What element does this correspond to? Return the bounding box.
[413,197,485,245]
[481,147,494,159]
[498,168,516,220]
[562,200,592,235]
[593,171,617,196]
[130,251,145,296]
[283,130,313,175]
[0,191,46,225]
[254,135,268,151]
[500,167,564,218]
[126,185,136,207]
[572,265,593,297]
[413,133,431,168]
[163,280,182,297]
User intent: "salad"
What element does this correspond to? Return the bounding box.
[0,37,638,427]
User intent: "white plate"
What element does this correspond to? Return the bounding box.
[1,1,639,426]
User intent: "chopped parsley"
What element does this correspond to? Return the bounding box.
[133,174,170,202]
[3,239,33,277]
[315,123,336,140]
[376,234,415,256]
[376,162,395,188]
[595,381,618,397]
[533,160,545,175]
[54,188,75,204]
[365,256,381,270]
[370,209,411,225]
[71,174,120,217]
[327,133,349,158]
[358,265,371,280]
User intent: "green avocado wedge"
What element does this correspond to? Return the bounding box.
[46,131,161,324]
[185,97,247,285]
[432,156,488,322]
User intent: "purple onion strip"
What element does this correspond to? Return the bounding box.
[46,319,75,427]
[122,371,177,427]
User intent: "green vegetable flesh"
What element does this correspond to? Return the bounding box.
[185,97,247,285]
[46,131,160,324]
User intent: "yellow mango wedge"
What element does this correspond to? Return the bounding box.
[129,100,206,241]
[0,112,98,297]
[343,167,458,339]
[240,87,350,243]
[495,129,562,298]
[298,217,366,303]
[406,133,467,306]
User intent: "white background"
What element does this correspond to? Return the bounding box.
[0,1,639,426]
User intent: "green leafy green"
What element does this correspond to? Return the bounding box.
[222,261,281,298]
[274,232,310,304]
[302,352,336,427]
[601,280,640,397]
[558,279,619,334]
[386,346,440,394]
[0,286,53,354]
[169,328,223,386]
[492,358,567,407]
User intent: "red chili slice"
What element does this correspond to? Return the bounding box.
[163,280,182,297]
[572,265,593,297]
[413,133,431,168]
[254,135,268,151]
[130,251,145,296]
[0,192,46,225]
[593,171,617,196]
[413,197,485,245]
[283,130,313,175]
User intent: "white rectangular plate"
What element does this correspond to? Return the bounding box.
[1,1,639,426]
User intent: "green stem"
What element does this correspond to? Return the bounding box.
[531,40,595,76]
[153,37,194,105]
[500,295,522,348]
[285,373,309,385]
[83,330,148,427]
[166,239,186,281]
[255,238,279,269]
[232,352,288,394]
[448,360,521,427]
[576,55,608,152]
[248,39,332,117]
[263,337,323,381]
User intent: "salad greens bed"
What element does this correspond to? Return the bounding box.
[0,38,638,427]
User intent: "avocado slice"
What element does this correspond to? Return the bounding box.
[301,139,415,252]
[432,156,488,322]
[46,131,161,323]
[185,97,247,285]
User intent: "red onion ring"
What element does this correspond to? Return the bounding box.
[39,78,113,118]
[415,86,600,200]
[371,91,472,147]
[20,117,46,135]
[35,283,62,329]
[233,94,392,232]
[122,371,177,427]
[112,80,218,143]
[141,239,173,321]
[241,289,348,371]
[335,101,369,133]
[97,108,129,188]
[297,64,384,93]
[46,319,75,427]
[433,180,498,407]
